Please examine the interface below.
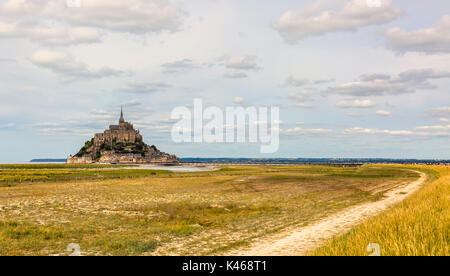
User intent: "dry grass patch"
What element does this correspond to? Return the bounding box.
[312,165,449,256]
[0,165,421,256]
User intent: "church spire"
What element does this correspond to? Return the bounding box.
[119,105,125,123]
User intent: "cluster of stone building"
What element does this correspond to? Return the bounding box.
[67,108,179,164]
[93,111,142,147]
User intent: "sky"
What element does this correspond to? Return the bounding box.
[0,0,450,162]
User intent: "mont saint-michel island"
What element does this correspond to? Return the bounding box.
[1,1,449,259]
[67,108,179,165]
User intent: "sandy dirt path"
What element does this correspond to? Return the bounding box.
[227,170,427,256]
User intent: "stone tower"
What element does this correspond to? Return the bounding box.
[119,106,125,124]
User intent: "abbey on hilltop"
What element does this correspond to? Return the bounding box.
[67,107,179,164]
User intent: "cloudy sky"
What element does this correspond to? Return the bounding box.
[1,0,450,162]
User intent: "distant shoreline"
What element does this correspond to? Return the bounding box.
[24,157,450,165]
[30,159,67,163]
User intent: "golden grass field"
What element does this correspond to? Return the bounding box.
[312,165,449,256]
[0,164,447,256]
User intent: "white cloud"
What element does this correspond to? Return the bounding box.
[123,99,142,107]
[325,69,450,97]
[415,124,450,131]
[0,21,101,45]
[161,59,198,74]
[36,126,98,137]
[285,76,335,87]
[33,107,146,136]
[119,81,172,94]
[283,127,332,135]
[344,127,450,136]
[347,112,364,118]
[34,122,61,127]
[0,0,184,34]
[31,49,122,79]
[233,97,245,104]
[285,75,309,87]
[336,99,376,108]
[33,119,101,136]
[0,22,19,37]
[0,0,184,46]
[295,103,315,109]
[0,122,15,129]
[224,72,248,79]
[384,15,450,54]
[275,0,402,42]
[376,110,392,117]
[344,127,413,135]
[289,91,315,108]
[64,0,183,34]
[27,26,101,45]
[224,56,261,71]
[314,79,335,85]
[425,106,450,119]
[0,0,42,16]
[289,91,314,102]
[398,68,450,81]
[359,73,391,81]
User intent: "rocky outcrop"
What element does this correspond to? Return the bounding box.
[67,108,179,165]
